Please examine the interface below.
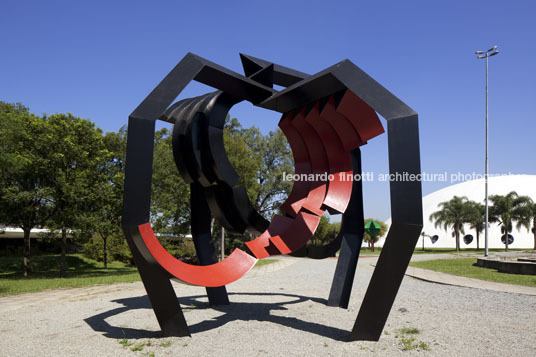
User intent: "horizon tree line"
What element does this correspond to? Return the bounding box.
[1,101,394,276]
[0,101,302,276]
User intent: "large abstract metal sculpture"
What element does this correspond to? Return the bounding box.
[122,53,423,341]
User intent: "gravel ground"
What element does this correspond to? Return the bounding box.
[1,256,535,357]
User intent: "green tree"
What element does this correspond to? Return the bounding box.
[363,219,388,252]
[489,191,532,252]
[84,232,133,265]
[150,128,191,237]
[466,201,485,250]
[216,117,293,253]
[530,201,536,250]
[527,201,536,250]
[85,129,127,268]
[429,196,474,251]
[0,103,55,276]
[45,113,108,277]
[308,215,340,246]
[241,123,293,218]
[224,118,260,208]
[510,198,536,251]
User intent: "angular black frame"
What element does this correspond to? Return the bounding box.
[122,52,423,341]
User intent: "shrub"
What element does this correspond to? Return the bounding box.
[83,233,133,265]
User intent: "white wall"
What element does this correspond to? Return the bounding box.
[381,175,536,249]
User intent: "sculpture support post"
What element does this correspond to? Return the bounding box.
[349,115,423,341]
[190,182,230,305]
[327,148,364,308]
[122,116,190,337]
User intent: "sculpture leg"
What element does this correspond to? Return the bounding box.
[124,226,190,337]
[190,182,230,305]
[327,148,364,308]
[122,117,190,337]
[349,115,423,341]
[348,223,421,341]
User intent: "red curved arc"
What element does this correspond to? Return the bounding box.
[244,94,382,261]
[269,211,321,254]
[320,96,365,151]
[139,223,257,287]
[306,102,351,172]
[305,103,353,213]
[246,212,321,259]
[290,108,328,216]
[335,90,384,142]
[245,215,294,259]
[278,112,311,217]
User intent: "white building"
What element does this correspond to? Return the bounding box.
[382,175,536,249]
[0,227,52,239]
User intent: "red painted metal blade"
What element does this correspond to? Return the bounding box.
[320,96,365,151]
[269,212,321,254]
[305,102,353,213]
[278,112,311,216]
[336,90,384,142]
[290,108,328,216]
[245,215,294,259]
[139,223,257,287]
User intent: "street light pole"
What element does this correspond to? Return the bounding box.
[475,46,499,257]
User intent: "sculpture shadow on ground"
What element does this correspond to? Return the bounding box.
[84,292,348,342]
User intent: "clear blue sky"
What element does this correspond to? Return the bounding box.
[2,0,535,220]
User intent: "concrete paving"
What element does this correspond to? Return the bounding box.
[1,253,535,356]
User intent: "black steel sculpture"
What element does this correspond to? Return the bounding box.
[121,52,423,342]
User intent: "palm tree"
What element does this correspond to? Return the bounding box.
[530,202,536,250]
[515,199,536,251]
[429,196,473,251]
[466,201,485,250]
[489,191,532,252]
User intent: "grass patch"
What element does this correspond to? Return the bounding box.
[355,247,524,255]
[412,248,526,254]
[399,337,430,351]
[159,340,172,347]
[254,259,278,268]
[419,341,431,351]
[359,248,381,255]
[119,339,133,348]
[0,254,140,296]
[397,327,420,334]
[131,343,145,352]
[410,258,536,287]
[400,336,417,351]
[395,327,430,351]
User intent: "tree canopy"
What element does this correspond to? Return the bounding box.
[0,103,55,275]
[2,101,296,275]
[429,196,474,251]
[489,191,532,251]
